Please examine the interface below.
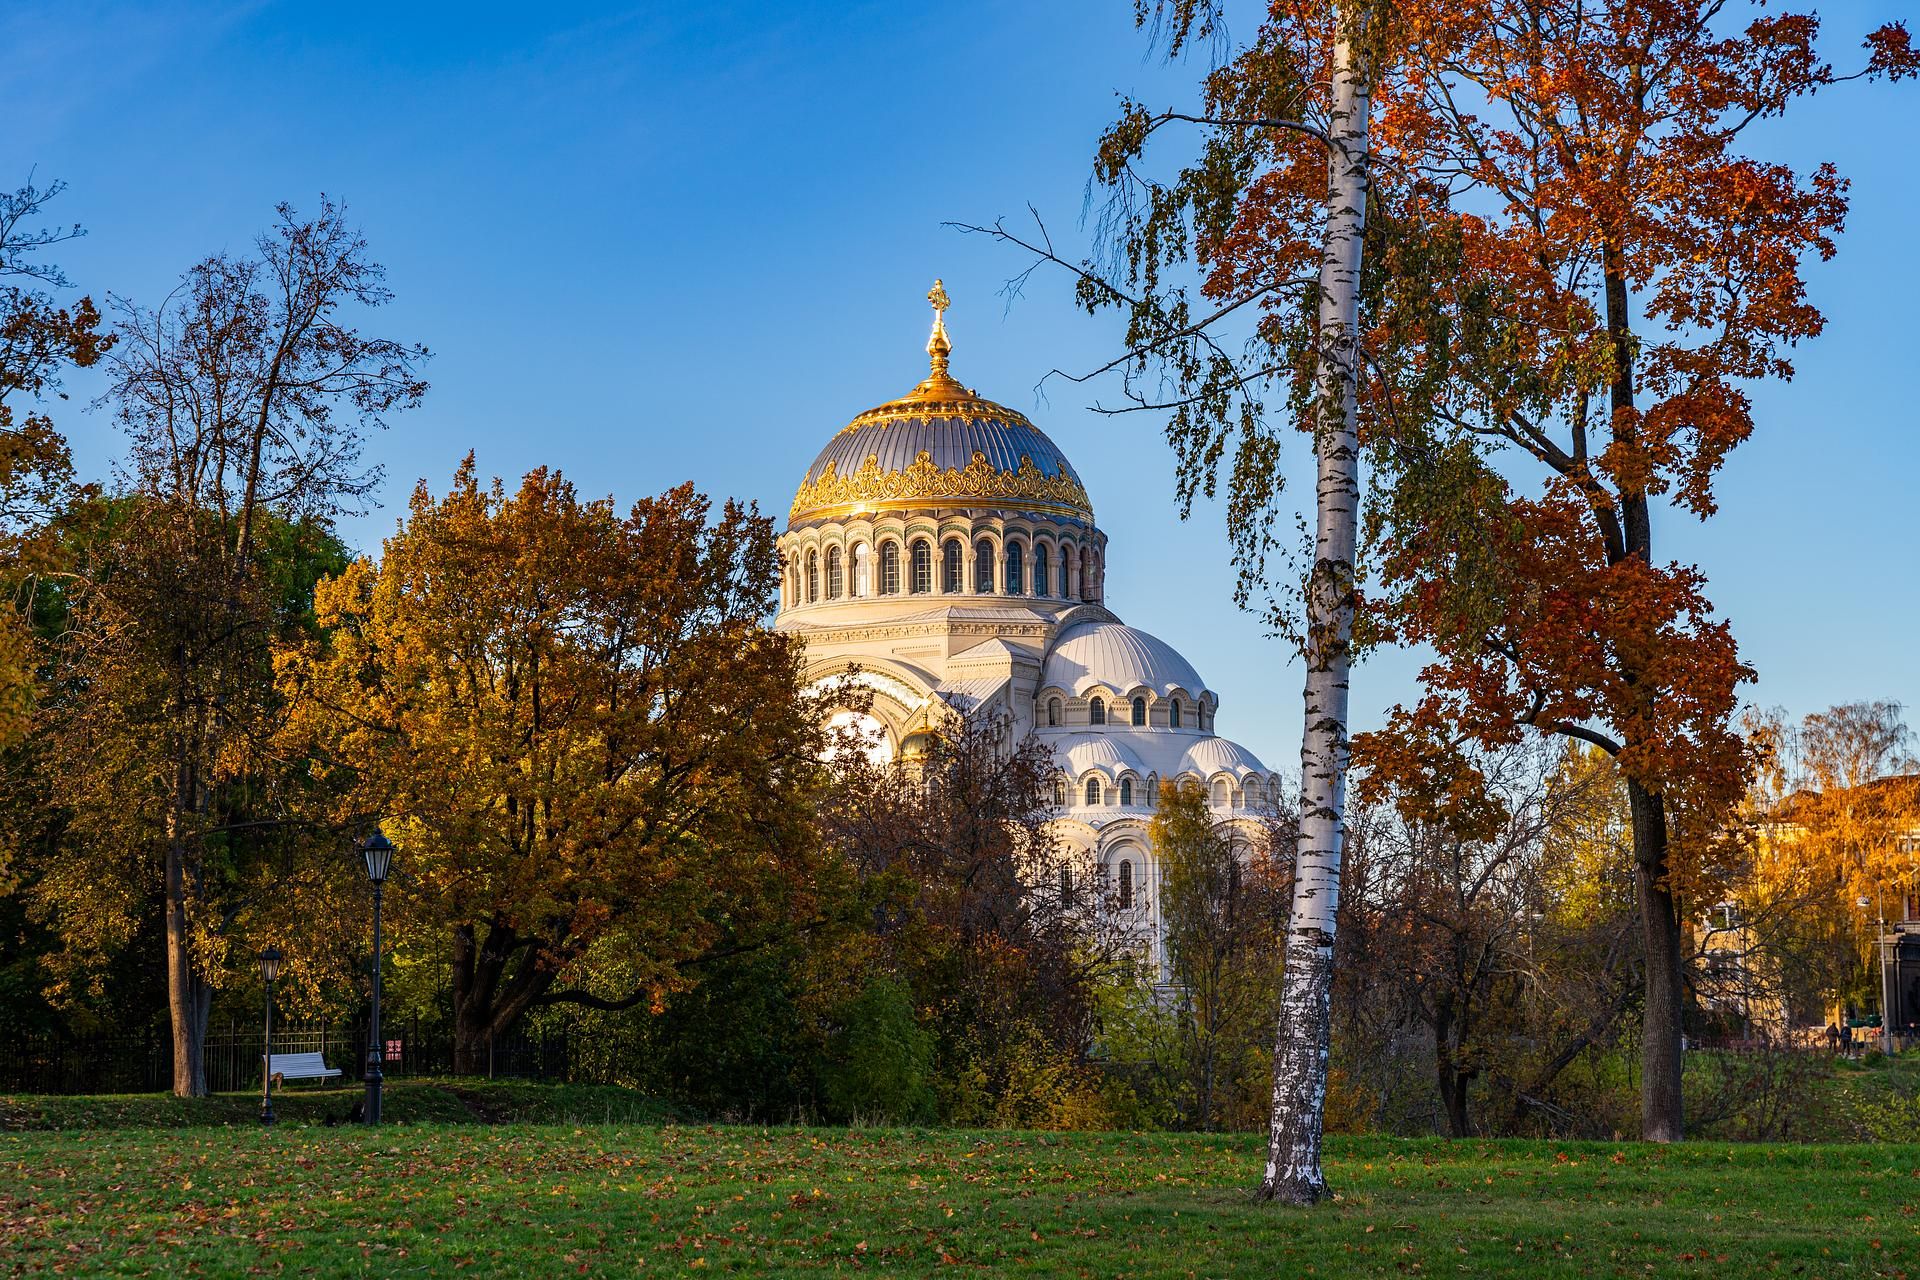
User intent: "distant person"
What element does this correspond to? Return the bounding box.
[1827,1021,1843,1054]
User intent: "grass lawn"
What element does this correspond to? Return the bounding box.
[3,1084,1918,1277]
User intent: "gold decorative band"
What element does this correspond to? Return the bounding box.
[834,398,1035,435]
[790,449,1095,522]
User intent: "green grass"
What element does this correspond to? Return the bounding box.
[4,1108,1918,1276]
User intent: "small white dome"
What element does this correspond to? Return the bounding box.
[1181,736,1266,780]
[1054,732,1147,779]
[1042,620,1208,698]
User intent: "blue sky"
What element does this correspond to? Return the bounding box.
[9,0,1917,771]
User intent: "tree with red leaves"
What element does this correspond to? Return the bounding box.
[971,0,1914,1175]
[1356,1,1915,1142]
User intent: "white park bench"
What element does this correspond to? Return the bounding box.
[265,1051,343,1085]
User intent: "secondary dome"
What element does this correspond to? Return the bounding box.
[1054,732,1148,779]
[1042,619,1208,699]
[788,281,1092,527]
[1181,736,1266,779]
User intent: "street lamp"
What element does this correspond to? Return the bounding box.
[1857,893,1893,1055]
[259,946,282,1125]
[360,831,395,1126]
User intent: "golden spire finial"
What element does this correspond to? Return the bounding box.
[926,278,952,378]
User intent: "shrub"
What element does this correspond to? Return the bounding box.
[820,977,934,1124]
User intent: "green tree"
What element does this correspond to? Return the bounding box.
[27,503,353,1046]
[820,976,936,1124]
[1151,780,1286,1130]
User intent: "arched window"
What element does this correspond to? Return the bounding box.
[1033,544,1050,597]
[1131,696,1147,726]
[1047,697,1061,727]
[942,539,963,593]
[1169,698,1181,729]
[1120,777,1134,806]
[1006,542,1024,595]
[1085,777,1102,806]
[910,539,932,594]
[1059,864,1074,907]
[1058,552,1071,598]
[826,547,843,599]
[1119,859,1135,909]
[1080,547,1094,601]
[974,538,995,593]
[852,543,871,597]
[1053,778,1067,807]
[806,551,819,603]
[1212,777,1229,806]
[879,542,900,595]
[1089,696,1106,726]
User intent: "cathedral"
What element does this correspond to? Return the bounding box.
[775,283,1275,944]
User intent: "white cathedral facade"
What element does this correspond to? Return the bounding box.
[774,283,1275,947]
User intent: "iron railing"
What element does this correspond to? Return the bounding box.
[0,1018,571,1095]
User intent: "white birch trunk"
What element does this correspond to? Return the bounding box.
[1259,10,1371,1206]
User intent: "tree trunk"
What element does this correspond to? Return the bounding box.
[1603,228,1686,1143]
[1259,7,1370,1207]
[452,1004,493,1077]
[450,920,559,1074]
[450,924,495,1075]
[164,853,212,1097]
[165,758,211,1098]
[1629,779,1685,1141]
[1434,995,1471,1138]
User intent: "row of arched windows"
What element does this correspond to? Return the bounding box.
[1043,694,1202,731]
[1054,771,1272,810]
[789,534,1101,605]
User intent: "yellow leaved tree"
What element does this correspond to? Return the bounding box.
[278,459,828,1071]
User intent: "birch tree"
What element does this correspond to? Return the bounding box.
[959,0,1414,1202]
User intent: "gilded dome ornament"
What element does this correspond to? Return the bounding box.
[927,278,953,379]
[786,279,1096,525]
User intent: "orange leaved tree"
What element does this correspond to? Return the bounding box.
[278,461,826,1071]
[1355,1,1915,1141]
[974,0,1913,1154]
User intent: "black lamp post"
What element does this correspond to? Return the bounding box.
[361,831,395,1125]
[259,945,283,1125]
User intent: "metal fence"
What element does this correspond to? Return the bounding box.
[0,1018,571,1095]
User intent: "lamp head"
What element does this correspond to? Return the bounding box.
[259,945,283,982]
[361,831,396,884]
